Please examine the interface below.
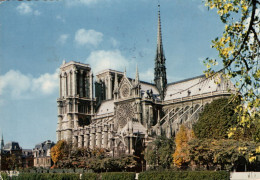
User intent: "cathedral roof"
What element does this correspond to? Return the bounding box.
[165,74,236,101]
[131,122,147,134]
[96,99,114,116]
[121,121,147,135]
[140,81,159,94]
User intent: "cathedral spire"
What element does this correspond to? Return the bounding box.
[154,3,167,100]
[1,133,4,150]
[124,67,127,77]
[135,64,139,85]
[157,4,163,56]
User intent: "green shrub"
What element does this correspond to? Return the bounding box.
[81,173,98,180]
[1,172,9,180]
[11,173,80,180]
[138,171,230,180]
[101,172,135,180]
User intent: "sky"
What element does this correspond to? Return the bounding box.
[0,0,224,149]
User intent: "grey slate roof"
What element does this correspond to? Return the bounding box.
[33,140,55,157]
[3,141,21,151]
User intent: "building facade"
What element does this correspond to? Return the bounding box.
[56,5,236,159]
[22,149,34,169]
[0,140,23,170]
[33,140,55,168]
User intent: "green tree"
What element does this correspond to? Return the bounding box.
[145,136,175,170]
[193,98,238,139]
[6,153,22,170]
[203,0,260,141]
[188,139,260,171]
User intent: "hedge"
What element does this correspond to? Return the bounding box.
[1,172,9,180]
[101,172,136,180]
[5,172,135,180]
[138,171,230,180]
[81,173,98,180]
[11,173,80,180]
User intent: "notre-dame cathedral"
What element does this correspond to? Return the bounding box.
[56,5,236,158]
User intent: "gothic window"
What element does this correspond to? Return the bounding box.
[85,76,90,98]
[69,101,72,112]
[81,135,84,147]
[77,73,80,96]
[70,72,72,96]
[59,75,62,97]
[121,84,130,98]
[75,136,78,148]
[117,142,126,157]
[65,74,68,96]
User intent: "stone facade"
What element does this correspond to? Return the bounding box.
[22,149,34,169]
[33,140,55,168]
[56,5,237,160]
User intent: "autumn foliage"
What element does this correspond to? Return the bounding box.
[172,125,195,168]
[50,140,68,167]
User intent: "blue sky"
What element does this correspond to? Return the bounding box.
[0,0,223,149]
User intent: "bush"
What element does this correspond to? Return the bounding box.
[138,171,230,180]
[101,172,135,180]
[1,172,9,180]
[11,173,80,180]
[81,173,98,180]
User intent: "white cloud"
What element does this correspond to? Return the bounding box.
[140,68,154,83]
[0,69,59,99]
[57,34,69,45]
[16,3,41,16]
[86,50,130,73]
[16,3,32,14]
[32,69,59,95]
[66,0,102,6]
[75,29,103,47]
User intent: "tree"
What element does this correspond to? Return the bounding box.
[188,139,260,171]
[172,125,195,169]
[50,140,68,167]
[5,153,22,170]
[193,98,238,139]
[203,0,260,140]
[145,136,175,170]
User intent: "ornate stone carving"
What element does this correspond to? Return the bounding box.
[116,102,135,129]
[120,84,130,98]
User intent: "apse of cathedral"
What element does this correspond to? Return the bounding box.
[56,5,236,157]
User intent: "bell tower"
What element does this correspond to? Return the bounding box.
[154,4,167,100]
[57,61,94,144]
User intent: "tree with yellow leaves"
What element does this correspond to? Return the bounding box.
[172,125,195,169]
[50,140,68,167]
[203,0,260,141]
